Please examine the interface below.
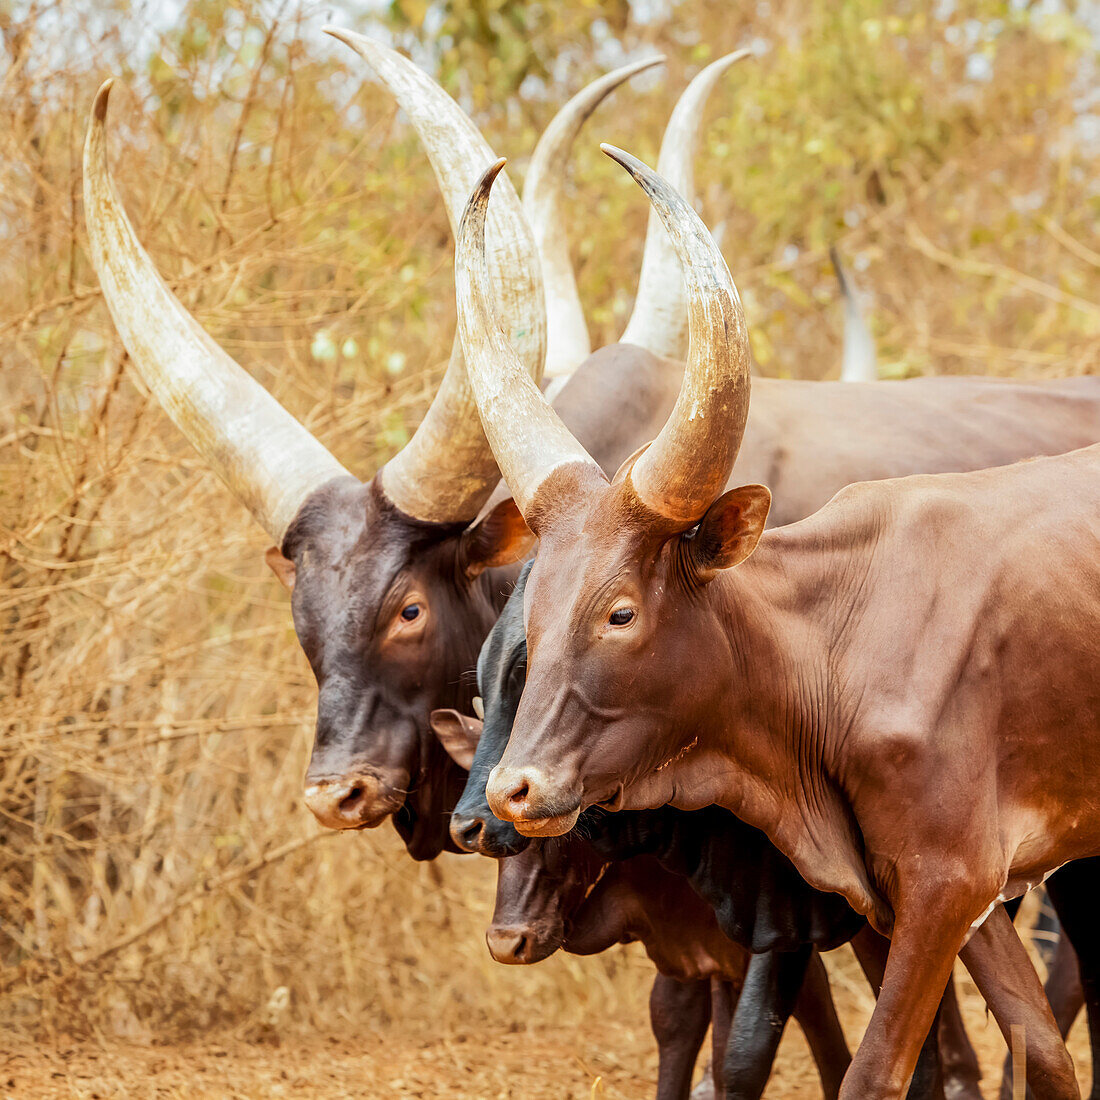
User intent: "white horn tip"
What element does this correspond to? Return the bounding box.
[322,25,357,48]
[600,143,645,176]
[715,47,754,70]
[93,78,114,122]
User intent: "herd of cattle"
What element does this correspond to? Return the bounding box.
[81,27,1099,1100]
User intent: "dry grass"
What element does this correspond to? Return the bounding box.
[1,0,1098,1093]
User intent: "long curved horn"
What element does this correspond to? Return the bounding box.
[83,81,351,545]
[524,56,665,382]
[456,160,603,522]
[603,144,752,523]
[324,28,545,523]
[620,50,750,361]
[830,246,878,383]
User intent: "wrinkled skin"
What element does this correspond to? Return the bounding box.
[487,446,1100,1097]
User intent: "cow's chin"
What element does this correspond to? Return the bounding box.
[512,806,581,838]
[393,795,450,862]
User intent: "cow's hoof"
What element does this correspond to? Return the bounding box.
[690,1063,715,1100]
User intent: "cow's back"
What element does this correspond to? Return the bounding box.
[736,375,1100,526]
[553,355,1100,525]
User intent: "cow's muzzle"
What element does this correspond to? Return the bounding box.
[485,924,558,965]
[449,809,529,857]
[486,765,581,837]
[303,773,403,830]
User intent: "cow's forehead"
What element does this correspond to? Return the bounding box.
[296,478,459,585]
[288,477,474,665]
[527,490,666,631]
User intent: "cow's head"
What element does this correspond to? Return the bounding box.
[453,149,764,838]
[430,560,533,856]
[485,831,606,964]
[280,477,530,848]
[82,39,551,858]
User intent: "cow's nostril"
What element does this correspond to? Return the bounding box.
[449,812,485,852]
[486,929,531,964]
[339,786,364,813]
[509,782,529,806]
[304,776,397,831]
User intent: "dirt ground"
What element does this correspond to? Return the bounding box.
[1,951,1091,1100]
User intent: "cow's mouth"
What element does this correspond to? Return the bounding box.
[512,806,581,838]
[595,784,625,812]
[393,788,450,862]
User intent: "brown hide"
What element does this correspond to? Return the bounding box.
[487,444,1100,1098]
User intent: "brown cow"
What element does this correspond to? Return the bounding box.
[453,151,1099,1098]
[82,41,744,857]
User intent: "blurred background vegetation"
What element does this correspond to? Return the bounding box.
[1,0,1098,1084]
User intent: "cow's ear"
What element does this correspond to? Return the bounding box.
[429,709,483,771]
[686,485,771,581]
[460,497,535,579]
[265,546,297,591]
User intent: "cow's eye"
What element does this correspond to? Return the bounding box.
[608,607,635,627]
[401,603,421,622]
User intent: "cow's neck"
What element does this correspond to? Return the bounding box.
[657,520,885,922]
[565,868,642,956]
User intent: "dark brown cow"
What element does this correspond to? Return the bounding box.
[82,41,749,857]
[453,151,1099,1098]
[488,837,853,1100]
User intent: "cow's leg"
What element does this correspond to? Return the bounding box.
[722,946,811,1100]
[837,878,979,1100]
[1043,932,1086,1039]
[1046,859,1100,1100]
[709,979,734,1099]
[849,923,951,1100]
[998,909,1085,1100]
[651,973,712,1100]
[1033,888,1063,968]
[960,905,1079,1100]
[791,948,850,1099]
[849,922,888,992]
[687,981,734,1100]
